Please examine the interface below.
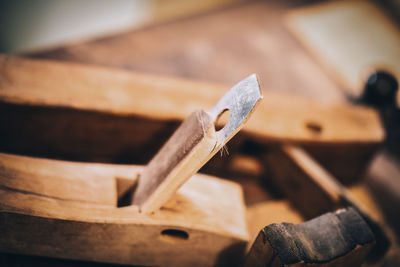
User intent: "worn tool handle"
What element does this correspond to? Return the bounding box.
[132,110,216,213]
[245,207,375,267]
[132,74,262,214]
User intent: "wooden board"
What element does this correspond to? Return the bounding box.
[264,145,343,218]
[246,200,303,249]
[0,55,382,143]
[0,55,384,182]
[27,1,344,103]
[264,144,391,260]
[0,153,137,206]
[0,152,248,267]
[19,0,398,227]
[287,0,400,104]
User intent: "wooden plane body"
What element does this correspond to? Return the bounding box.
[0,55,384,184]
[0,153,248,267]
[0,55,388,266]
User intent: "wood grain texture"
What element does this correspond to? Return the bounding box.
[264,144,383,222]
[0,55,383,144]
[18,0,397,218]
[246,200,304,249]
[0,153,137,206]
[264,144,390,260]
[0,55,384,185]
[12,2,399,263]
[0,152,248,267]
[287,0,400,104]
[0,1,396,265]
[133,110,216,213]
[245,207,375,267]
[264,145,343,218]
[27,1,344,103]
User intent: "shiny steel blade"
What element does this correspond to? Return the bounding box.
[208,73,263,147]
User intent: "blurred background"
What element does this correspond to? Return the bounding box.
[0,0,244,53]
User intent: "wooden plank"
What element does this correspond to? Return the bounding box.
[245,207,375,267]
[0,152,248,267]
[264,145,343,218]
[0,55,382,144]
[0,56,383,171]
[0,55,383,183]
[27,1,344,103]
[150,0,246,24]
[267,145,385,223]
[264,144,391,260]
[0,153,137,206]
[287,0,400,104]
[246,200,303,249]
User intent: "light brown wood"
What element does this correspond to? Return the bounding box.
[27,1,345,104]
[281,144,384,224]
[264,144,391,260]
[0,152,248,267]
[287,0,400,104]
[150,0,245,24]
[264,145,342,218]
[266,144,384,222]
[0,55,383,144]
[11,3,397,264]
[133,110,217,213]
[246,200,303,249]
[0,153,137,206]
[133,73,262,214]
[0,55,384,183]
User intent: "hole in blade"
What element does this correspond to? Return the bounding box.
[214,109,230,131]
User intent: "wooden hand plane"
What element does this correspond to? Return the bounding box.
[0,73,262,267]
[0,55,383,183]
[0,55,387,266]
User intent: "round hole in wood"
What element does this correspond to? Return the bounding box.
[305,122,323,134]
[215,109,230,131]
[160,229,189,243]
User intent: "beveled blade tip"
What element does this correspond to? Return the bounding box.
[208,74,263,145]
